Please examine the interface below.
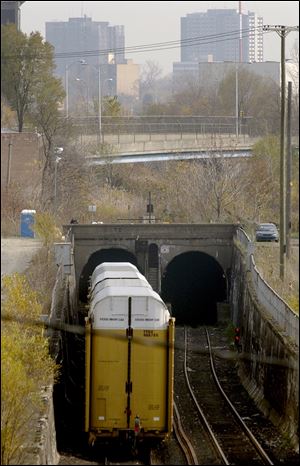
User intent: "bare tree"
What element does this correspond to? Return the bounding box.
[140,60,163,106]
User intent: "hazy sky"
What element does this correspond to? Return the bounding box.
[21,1,299,75]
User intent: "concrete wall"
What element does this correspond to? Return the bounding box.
[230,240,299,450]
[81,132,255,155]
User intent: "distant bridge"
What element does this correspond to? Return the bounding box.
[84,132,257,165]
[86,147,252,165]
[73,115,260,165]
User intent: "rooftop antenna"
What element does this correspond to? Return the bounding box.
[81,1,84,17]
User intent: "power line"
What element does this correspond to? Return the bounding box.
[1,26,268,61]
[1,312,296,368]
[55,30,268,60]
[53,26,261,58]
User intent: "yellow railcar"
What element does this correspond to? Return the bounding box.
[85,262,175,444]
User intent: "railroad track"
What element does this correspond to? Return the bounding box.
[173,401,198,464]
[173,327,223,464]
[184,326,274,465]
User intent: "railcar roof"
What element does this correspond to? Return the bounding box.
[91,262,139,283]
[90,271,150,294]
[90,277,151,298]
[90,285,167,310]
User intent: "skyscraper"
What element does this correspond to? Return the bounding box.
[46,16,126,79]
[180,9,263,63]
[46,16,140,114]
[248,12,264,62]
[46,16,127,112]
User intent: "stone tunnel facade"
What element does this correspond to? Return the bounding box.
[63,223,236,325]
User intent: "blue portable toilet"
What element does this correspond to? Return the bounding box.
[20,210,36,238]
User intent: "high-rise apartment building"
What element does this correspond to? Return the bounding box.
[46,16,140,114]
[46,16,126,79]
[180,9,263,63]
[248,12,264,62]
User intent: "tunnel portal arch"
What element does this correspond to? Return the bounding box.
[161,251,227,325]
[79,248,138,302]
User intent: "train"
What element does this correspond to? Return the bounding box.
[84,262,175,446]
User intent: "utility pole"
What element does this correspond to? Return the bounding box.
[286,81,292,259]
[98,65,102,143]
[235,64,239,138]
[239,1,243,63]
[6,140,12,189]
[263,25,298,280]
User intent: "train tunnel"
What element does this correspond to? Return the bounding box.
[161,251,227,325]
[79,248,138,302]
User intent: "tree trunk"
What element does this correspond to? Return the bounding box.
[18,111,23,132]
[41,154,55,210]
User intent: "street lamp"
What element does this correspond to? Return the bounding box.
[67,60,114,140]
[81,62,113,142]
[54,147,63,216]
[99,76,114,142]
[234,44,240,139]
[75,77,89,117]
[65,60,88,117]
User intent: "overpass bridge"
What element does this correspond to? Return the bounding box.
[86,147,252,165]
[73,115,259,165]
[83,132,257,165]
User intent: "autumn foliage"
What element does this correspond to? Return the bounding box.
[1,273,58,465]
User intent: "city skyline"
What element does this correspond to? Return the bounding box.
[20,1,299,75]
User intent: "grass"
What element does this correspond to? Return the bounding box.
[253,242,299,314]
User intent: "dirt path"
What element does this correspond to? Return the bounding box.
[1,237,43,276]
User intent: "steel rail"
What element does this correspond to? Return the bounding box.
[183,327,230,465]
[205,327,274,465]
[173,401,198,465]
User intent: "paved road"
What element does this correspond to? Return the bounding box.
[1,237,42,276]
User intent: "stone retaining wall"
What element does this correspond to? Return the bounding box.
[24,386,60,465]
[230,244,299,451]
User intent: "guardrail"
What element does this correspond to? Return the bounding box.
[236,228,299,347]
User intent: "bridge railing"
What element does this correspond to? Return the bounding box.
[235,228,299,347]
[68,115,284,138]
[70,115,252,138]
[101,122,249,136]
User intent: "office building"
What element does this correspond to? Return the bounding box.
[180,9,263,63]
